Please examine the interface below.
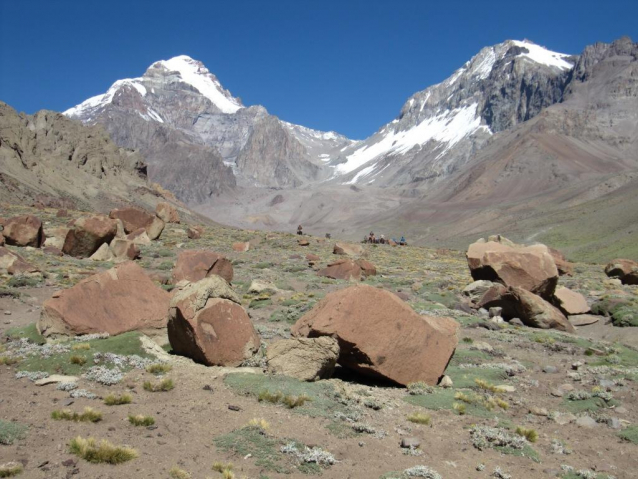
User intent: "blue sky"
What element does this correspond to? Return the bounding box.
[1,0,636,139]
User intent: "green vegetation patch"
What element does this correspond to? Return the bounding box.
[214,426,288,474]
[5,323,45,345]
[0,420,27,445]
[225,373,353,420]
[17,330,150,375]
[592,297,638,327]
[618,425,638,444]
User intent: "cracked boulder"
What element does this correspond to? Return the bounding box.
[168,276,259,366]
[292,284,458,386]
[171,250,233,284]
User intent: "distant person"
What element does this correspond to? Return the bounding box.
[400,235,407,246]
[379,234,385,244]
[325,233,331,239]
[297,225,303,235]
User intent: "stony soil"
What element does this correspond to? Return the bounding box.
[1,204,638,479]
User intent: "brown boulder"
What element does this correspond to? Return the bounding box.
[62,215,117,258]
[3,215,45,247]
[306,253,321,262]
[356,259,377,277]
[553,287,590,316]
[267,337,340,381]
[548,247,574,276]
[172,250,233,284]
[126,228,151,245]
[481,286,575,333]
[297,239,310,246]
[109,207,155,233]
[110,239,141,260]
[292,284,459,386]
[38,262,170,337]
[168,276,259,366]
[146,216,165,240]
[467,240,559,298]
[155,202,180,224]
[232,242,250,252]
[187,226,203,239]
[317,259,361,280]
[333,242,364,256]
[605,259,638,285]
[0,247,39,275]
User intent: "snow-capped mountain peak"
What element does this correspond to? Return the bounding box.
[151,55,243,114]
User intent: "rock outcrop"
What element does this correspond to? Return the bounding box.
[109,208,164,240]
[38,262,170,337]
[267,337,339,381]
[0,247,39,275]
[292,284,459,386]
[172,250,233,284]
[168,276,259,366]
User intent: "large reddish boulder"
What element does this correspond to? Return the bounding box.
[109,207,155,233]
[155,202,180,224]
[62,215,117,258]
[172,250,233,284]
[292,284,459,386]
[481,286,575,333]
[3,215,45,247]
[38,262,170,337]
[109,207,164,240]
[605,259,638,285]
[553,286,590,316]
[317,258,377,281]
[333,242,364,256]
[467,240,559,298]
[0,247,39,275]
[168,276,260,366]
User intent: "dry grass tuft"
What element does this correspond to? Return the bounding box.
[407,412,431,425]
[51,407,102,423]
[71,343,91,351]
[0,462,23,477]
[104,393,132,405]
[143,378,174,392]
[69,436,138,464]
[146,363,172,375]
[515,426,538,443]
[128,414,155,427]
[69,355,87,366]
[168,466,191,479]
[247,418,270,430]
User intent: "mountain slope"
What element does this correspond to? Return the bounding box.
[0,101,164,212]
[65,55,352,192]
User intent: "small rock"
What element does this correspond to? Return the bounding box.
[560,383,574,392]
[616,406,628,414]
[4,311,11,316]
[228,405,241,412]
[61,399,74,406]
[607,417,622,429]
[550,388,564,398]
[478,308,489,318]
[488,307,502,318]
[203,385,213,391]
[509,318,524,326]
[529,406,548,416]
[543,365,558,374]
[400,437,421,449]
[439,375,453,388]
[34,375,78,386]
[497,385,516,393]
[575,416,598,428]
[572,361,584,370]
